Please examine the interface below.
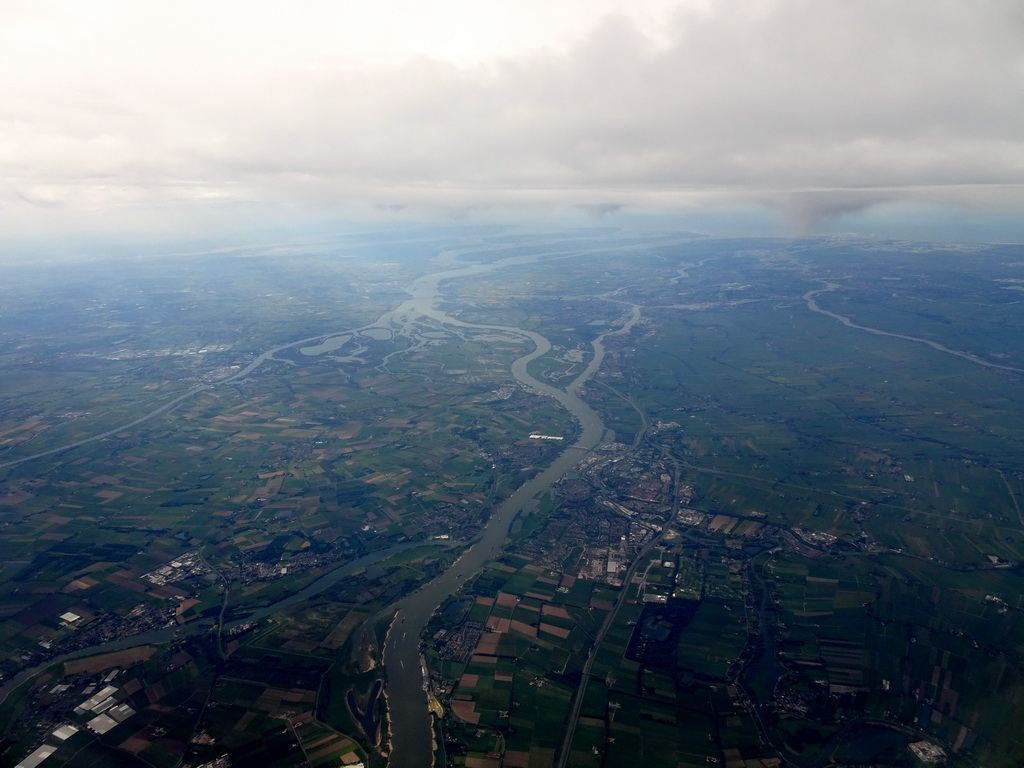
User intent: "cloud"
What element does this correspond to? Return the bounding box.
[0,0,1021,240]
[577,204,626,219]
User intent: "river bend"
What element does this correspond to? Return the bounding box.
[379,255,640,768]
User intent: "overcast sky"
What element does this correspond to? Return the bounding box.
[2,0,1022,246]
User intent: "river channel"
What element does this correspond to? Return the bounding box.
[0,540,442,707]
[0,245,640,766]
[365,251,639,768]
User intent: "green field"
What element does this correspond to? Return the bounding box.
[3,231,1024,767]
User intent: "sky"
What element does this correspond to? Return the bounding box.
[2,0,1023,250]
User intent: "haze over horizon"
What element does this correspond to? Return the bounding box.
[2,0,1023,255]
[4,9,1024,763]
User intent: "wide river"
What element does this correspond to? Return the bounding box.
[0,245,642,766]
[375,251,640,768]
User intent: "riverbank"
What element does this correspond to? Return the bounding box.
[378,254,639,768]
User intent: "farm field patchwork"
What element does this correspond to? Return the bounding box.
[2,231,1024,767]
